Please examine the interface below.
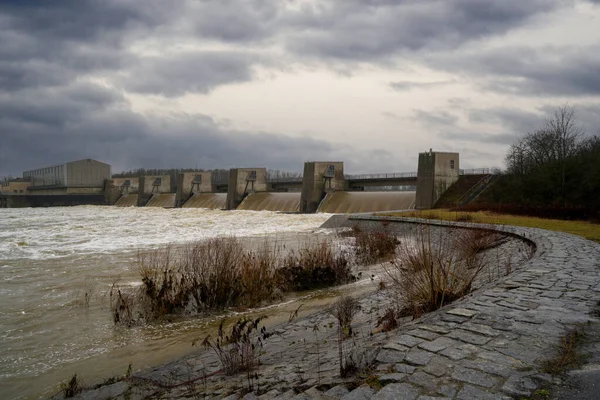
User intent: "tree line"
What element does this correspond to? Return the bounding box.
[479,105,600,219]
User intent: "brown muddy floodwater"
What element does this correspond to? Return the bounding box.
[0,207,339,399]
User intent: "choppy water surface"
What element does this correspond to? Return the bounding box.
[0,207,332,399]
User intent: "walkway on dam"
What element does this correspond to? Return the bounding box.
[75,218,600,400]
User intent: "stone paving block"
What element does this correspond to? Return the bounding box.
[418,337,459,353]
[496,301,531,311]
[324,386,350,398]
[539,290,563,299]
[460,323,501,337]
[371,383,420,400]
[440,314,471,324]
[293,393,311,400]
[306,387,334,399]
[440,344,478,361]
[379,373,407,384]
[383,342,410,352]
[407,370,438,392]
[501,375,538,397]
[406,329,439,341]
[417,396,448,400]
[376,349,406,364]
[259,389,282,399]
[518,300,540,309]
[457,385,508,400]
[395,335,425,348]
[460,358,512,378]
[243,393,259,400]
[446,308,477,318]
[404,348,434,366]
[423,356,453,377]
[419,324,451,334]
[435,383,459,398]
[446,329,492,345]
[340,385,375,400]
[451,367,498,388]
[394,363,417,374]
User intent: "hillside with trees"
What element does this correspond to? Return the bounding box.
[469,106,600,220]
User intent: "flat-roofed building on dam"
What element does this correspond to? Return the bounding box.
[23,158,111,194]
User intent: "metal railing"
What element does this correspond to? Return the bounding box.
[267,176,304,183]
[210,169,497,184]
[459,168,492,175]
[345,172,418,180]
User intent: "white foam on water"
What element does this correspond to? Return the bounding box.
[0,206,332,261]
[0,206,335,399]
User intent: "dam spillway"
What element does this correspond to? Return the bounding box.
[146,193,176,208]
[317,191,416,213]
[237,192,300,212]
[114,194,138,207]
[182,193,227,209]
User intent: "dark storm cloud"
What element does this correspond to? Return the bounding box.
[0,0,596,178]
[440,131,518,145]
[285,0,563,61]
[189,1,279,43]
[468,107,543,134]
[124,51,257,97]
[430,45,600,97]
[0,83,378,176]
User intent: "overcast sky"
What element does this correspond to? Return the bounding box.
[1,0,599,177]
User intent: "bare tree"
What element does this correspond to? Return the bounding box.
[505,105,584,203]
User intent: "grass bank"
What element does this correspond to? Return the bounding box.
[384,209,600,244]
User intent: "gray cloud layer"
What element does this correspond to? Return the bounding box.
[1,0,599,176]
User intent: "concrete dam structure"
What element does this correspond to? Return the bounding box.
[2,151,472,213]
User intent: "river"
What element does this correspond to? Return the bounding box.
[0,206,333,399]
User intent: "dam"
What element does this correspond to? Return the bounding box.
[2,151,495,213]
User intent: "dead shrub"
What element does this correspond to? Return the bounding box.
[331,296,361,377]
[202,317,272,389]
[455,228,507,257]
[275,240,353,292]
[385,225,488,319]
[331,295,359,340]
[111,237,355,325]
[376,307,398,332]
[542,328,586,375]
[352,225,399,264]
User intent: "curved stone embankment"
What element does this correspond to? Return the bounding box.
[74,216,600,400]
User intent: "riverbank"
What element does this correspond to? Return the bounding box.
[67,215,592,400]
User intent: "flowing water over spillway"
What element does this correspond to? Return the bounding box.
[238,192,301,212]
[145,193,176,208]
[182,193,227,209]
[318,191,416,213]
[114,193,138,207]
[0,207,332,399]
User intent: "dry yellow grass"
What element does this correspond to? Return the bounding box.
[384,209,600,244]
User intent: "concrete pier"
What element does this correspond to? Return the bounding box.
[299,161,344,213]
[137,175,172,207]
[176,172,212,208]
[415,151,459,209]
[226,168,267,210]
